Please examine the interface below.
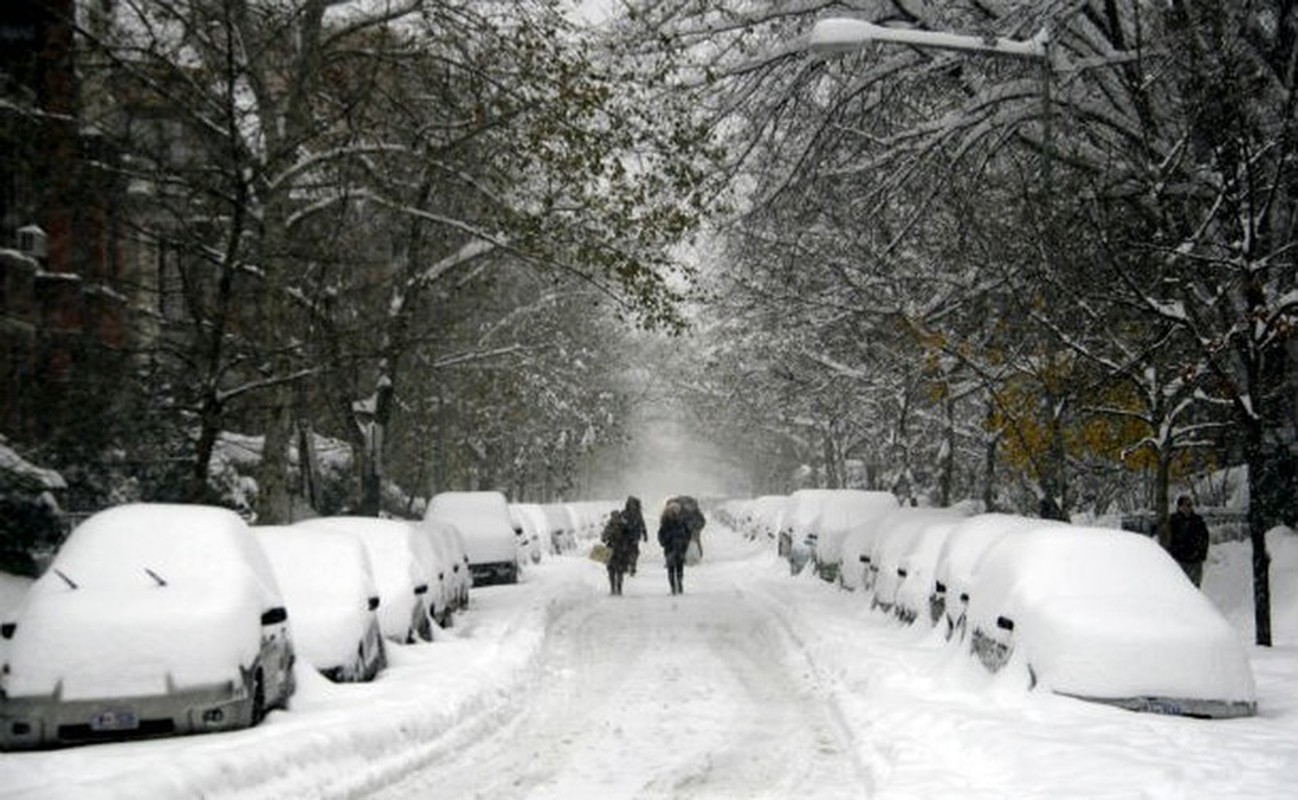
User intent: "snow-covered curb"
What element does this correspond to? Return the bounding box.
[0,562,600,800]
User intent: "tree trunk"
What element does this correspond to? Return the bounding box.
[822,430,839,488]
[256,385,295,523]
[357,379,394,516]
[1155,447,1172,550]
[1245,423,1274,646]
[982,401,998,512]
[190,396,222,502]
[939,394,955,507]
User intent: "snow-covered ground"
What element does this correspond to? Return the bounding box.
[2,524,1295,799]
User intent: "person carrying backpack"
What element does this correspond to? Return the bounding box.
[601,510,634,596]
[623,496,647,576]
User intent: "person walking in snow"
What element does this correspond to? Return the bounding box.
[601,509,635,595]
[623,496,647,576]
[658,500,693,595]
[1169,494,1211,587]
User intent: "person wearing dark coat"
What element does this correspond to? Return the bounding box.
[601,510,635,595]
[623,496,647,576]
[658,500,693,595]
[1169,494,1211,587]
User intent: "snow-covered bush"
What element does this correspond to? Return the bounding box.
[0,440,67,576]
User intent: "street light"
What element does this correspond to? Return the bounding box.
[807,17,1049,62]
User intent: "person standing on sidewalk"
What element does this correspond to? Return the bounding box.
[1169,495,1211,587]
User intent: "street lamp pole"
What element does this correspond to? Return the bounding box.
[805,16,1064,514]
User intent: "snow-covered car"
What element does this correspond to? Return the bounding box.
[566,501,620,543]
[541,503,576,553]
[890,516,962,626]
[426,492,520,586]
[963,525,1256,718]
[756,495,793,542]
[867,508,969,614]
[508,503,546,565]
[809,490,898,582]
[931,513,1067,639]
[419,517,470,621]
[838,505,909,592]
[0,504,295,750]
[443,521,473,610]
[777,489,839,574]
[253,525,385,682]
[295,517,437,643]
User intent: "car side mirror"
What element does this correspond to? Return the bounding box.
[261,607,288,626]
[368,596,380,611]
[996,616,1015,632]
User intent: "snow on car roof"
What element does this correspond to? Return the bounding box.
[870,508,966,605]
[294,517,426,591]
[933,513,1067,600]
[253,525,376,607]
[786,489,839,530]
[814,491,899,564]
[426,492,517,562]
[46,503,279,594]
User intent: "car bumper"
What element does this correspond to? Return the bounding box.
[1,679,252,750]
[469,561,518,586]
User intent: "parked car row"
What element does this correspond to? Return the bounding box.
[716,493,1258,719]
[506,500,620,556]
[0,490,535,750]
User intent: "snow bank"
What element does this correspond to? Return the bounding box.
[1206,525,1298,646]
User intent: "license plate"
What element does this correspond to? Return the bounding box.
[90,710,139,732]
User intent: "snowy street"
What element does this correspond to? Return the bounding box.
[2,522,1296,799]
[369,556,869,800]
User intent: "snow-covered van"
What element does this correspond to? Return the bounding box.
[425,492,520,586]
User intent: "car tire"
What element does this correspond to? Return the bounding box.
[250,671,267,727]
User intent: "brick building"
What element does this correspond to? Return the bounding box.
[1,0,128,441]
